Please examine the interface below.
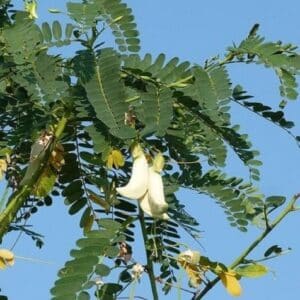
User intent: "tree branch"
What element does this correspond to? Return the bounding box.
[0,116,68,241]
[194,193,300,299]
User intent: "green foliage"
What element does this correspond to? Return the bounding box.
[51,219,123,300]
[33,167,57,197]
[136,86,174,137]
[94,0,140,53]
[74,48,135,138]
[235,263,268,278]
[188,170,265,231]
[227,26,300,103]
[0,2,300,299]
[67,0,140,52]
[2,12,43,64]
[40,21,74,47]
[184,65,232,125]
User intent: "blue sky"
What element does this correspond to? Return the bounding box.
[1,0,300,299]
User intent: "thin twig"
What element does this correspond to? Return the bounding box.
[117,297,148,300]
[10,219,27,251]
[156,276,195,295]
[194,193,300,299]
[74,125,98,222]
[232,98,300,149]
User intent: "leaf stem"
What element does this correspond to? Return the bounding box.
[194,193,300,299]
[138,206,159,300]
[0,115,69,241]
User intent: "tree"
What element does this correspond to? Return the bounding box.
[0,0,300,299]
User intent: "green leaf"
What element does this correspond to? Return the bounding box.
[67,1,99,30]
[77,291,90,300]
[119,270,132,283]
[70,246,103,258]
[264,245,283,257]
[105,245,120,258]
[3,12,43,64]
[136,86,173,136]
[98,219,121,231]
[231,32,300,102]
[51,280,84,296]
[48,8,62,14]
[95,264,111,277]
[85,125,110,155]
[69,198,87,215]
[42,22,52,42]
[33,167,57,197]
[265,196,286,209]
[52,21,62,40]
[95,0,140,52]
[187,170,264,230]
[76,237,110,249]
[65,23,74,39]
[79,48,135,138]
[98,283,123,295]
[236,264,268,278]
[80,207,92,228]
[184,65,231,124]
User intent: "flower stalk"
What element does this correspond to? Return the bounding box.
[138,205,159,300]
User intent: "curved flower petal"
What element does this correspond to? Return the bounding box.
[116,145,148,199]
[139,192,169,220]
[148,167,168,213]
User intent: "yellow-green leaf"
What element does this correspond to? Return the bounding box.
[33,167,57,197]
[0,159,7,180]
[235,264,268,278]
[48,8,62,14]
[89,194,110,212]
[219,270,242,297]
[152,152,165,172]
[83,214,94,235]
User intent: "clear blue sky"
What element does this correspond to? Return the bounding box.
[1,1,300,299]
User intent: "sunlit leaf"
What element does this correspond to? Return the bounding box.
[219,270,242,297]
[236,264,268,278]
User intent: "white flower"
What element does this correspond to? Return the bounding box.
[116,147,169,220]
[139,153,169,219]
[116,144,148,199]
[139,166,169,220]
[131,263,144,280]
[94,277,104,286]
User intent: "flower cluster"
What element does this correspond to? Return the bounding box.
[116,144,169,220]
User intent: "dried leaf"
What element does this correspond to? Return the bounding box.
[178,250,202,288]
[83,214,94,234]
[0,249,14,270]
